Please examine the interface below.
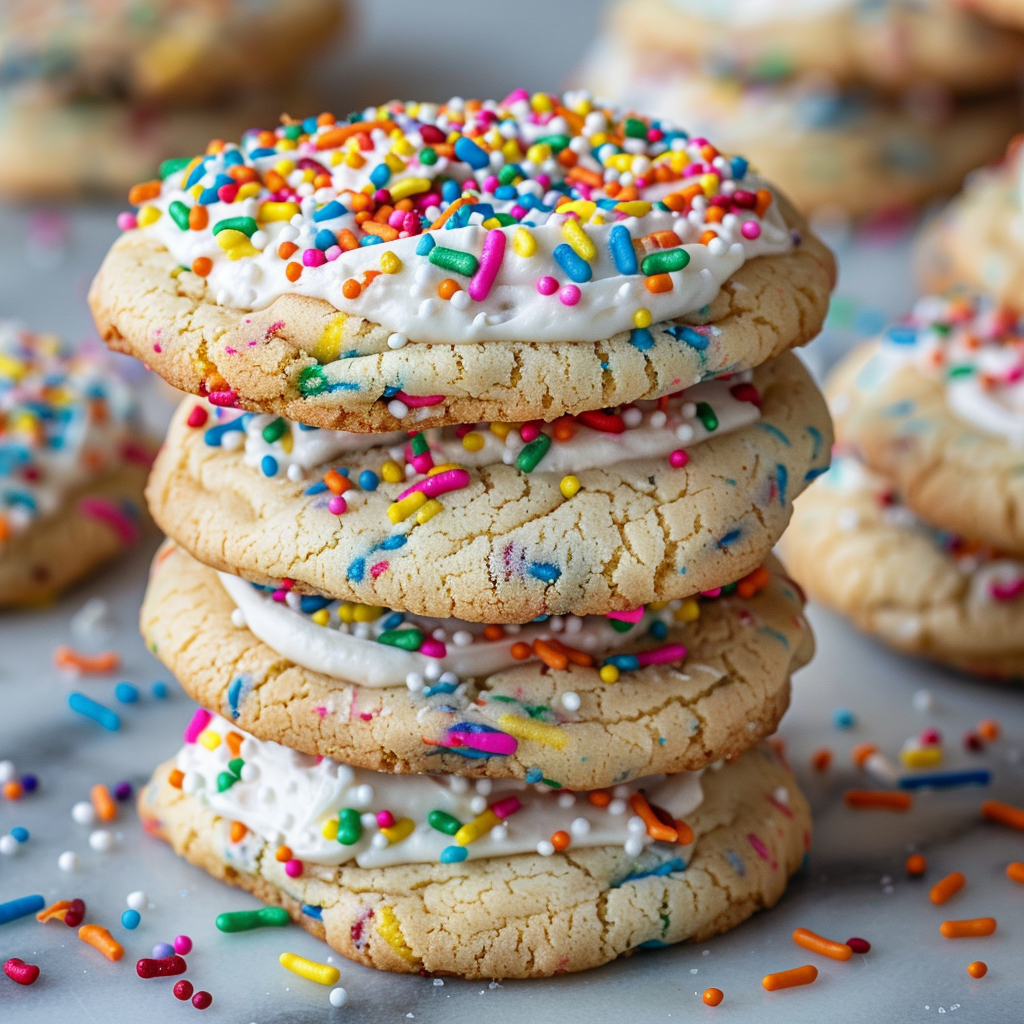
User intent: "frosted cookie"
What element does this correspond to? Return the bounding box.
[0,325,152,606]
[139,731,810,979]
[88,90,836,431]
[0,0,344,105]
[829,295,1024,557]
[141,542,812,787]
[578,38,1023,219]
[146,351,832,621]
[609,0,1024,95]
[782,455,1024,678]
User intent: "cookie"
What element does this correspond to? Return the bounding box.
[782,456,1024,679]
[962,0,1024,31]
[828,295,1024,557]
[608,0,1024,94]
[0,324,153,605]
[141,541,812,787]
[139,737,810,979]
[146,351,832,621]
[0,0,344,105]
[88,91,836,431]
[579,37,1023,219]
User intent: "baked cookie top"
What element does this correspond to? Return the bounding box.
[830,293,1024,555]
[90,90,835,429]
[146,351,832,620]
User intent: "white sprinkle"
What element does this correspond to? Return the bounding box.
[286,464,303,483]
[624,836,644,857]
[0,761,15,784]
[913,689,935,712]
[126,891,147,911]
[230,607,247,628]
[536,840,555,857]
[387,400,409,419]
[452,630,473,647]
[71,801,97,826]
[561,691,581,712]
[89,830,114,853]
[608,799,627,816]
[330,988,349,1007]
[405,672,425,693]
[59,851,79,872]
[0,835,18,856]
[387,332,408,350]
[570,817,591,837]
[361,812,377,829]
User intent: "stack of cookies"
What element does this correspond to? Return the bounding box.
[783,293,1024,679]
[577,0,1024,220]
[89,90,837,977]
[0,0,345,199]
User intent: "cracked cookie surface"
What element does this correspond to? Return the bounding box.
[139,744,810,979]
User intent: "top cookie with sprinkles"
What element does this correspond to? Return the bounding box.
[89,89,835,431]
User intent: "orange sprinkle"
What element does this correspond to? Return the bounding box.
[192,257,213,278]
[906,853,927,876]
[275,845,293,863]
[930,871,966,905]
[36,899,73,923]
[168,768,184,789]
[552,418,576,442]
[510,642,532,660]
[968,961,988,979]
[128,179,161,205]
[317,112,335,127]
[1006,861,1024,884]
[644,273,673,294]
[341,278,361,299]
[811,748,832,772]
[437,278,461,300]
[228,165,258,185]
[324,469,351,495]
[316,120,397,150]
[285,262,302,283]
[336,229,359,251]
[737,565,771,599]
[792,928,852,961]
[91,784,117,823]
[850,743,878,767]
[3,781,23,800]
[705,205,725,223]
[982,799,1024,831]
[550,830,571,852]
[762,965,818,991]
[262,170,286,193]
[977,719,1001,741]
[540,637,594,668]
[587,790,611,807]
[566,166,603,189]
[844,789,912,811]
[482,625,504,641]
[941,917,996,939]
[702,988,724,1007]
[699,230,718,246]
[755,189,773,217]
[229,821,248,844]
[674,819,694,845]
[362,220,399,242]
[53,646,121,674]
[629,792,678,843]
[532,638,568,671]
[224,732,243,757]
[430,197,470,229]
[277,241,298,260]
[646,229,682,249]
[78,925,124,962]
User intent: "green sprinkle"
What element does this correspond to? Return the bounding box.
[410,432,429,456]
[377,628,424,651]
[947,365,975,378]
[216,771,237,793]
[429,246,480,277]
[159,156,191,180]
[498,164,522,185]
[609,618,636,633]
[168,200,190,231]
[695,402,718,432]
[536,133,571,153]
[427,810,462,836]
[624,117,648,139]
[283,124,302,140]
[227,757,245,778]
[516,433,552,473]
[337,807,362,845]
[640,249,691,276]
[419,147,438,165]
[298,365,328,396]
[262,417,287,443]
[215,907,290,932]
[212,216,258,238]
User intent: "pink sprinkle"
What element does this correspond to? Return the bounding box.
[635,643,687,668]
[607,607,645,624]
[469,228,506,303]
[173,936,192,955]
[394,391,444,409]
[152,343,162,353]
[491,795,523,819]
[314,706,329,719]
[284,859,303,878]
[117,212,137,231]
[223,347,237,355]
[376,810,395,828]
[208,390,238,407]
[537,276,558,296]
[747,832,777,870]
[559,285,581,306]
[520,422,542,443]
[272,589,287,602]
[669,449,689,468]
[302,248,327,267]
[325,245,342,261]
[120,441,154,467]
[186,407,208,428]
[990,578,1024,601]
[920,728,942,746]
[481,175,500,194]
[419,638,447,659]
[78,497,138,546]
[442,731,518,756]
[766,794,793,818]
[183,708,212,744]
[701,587,722,598]
[741,221,761,240]
[411,452,434,474]
[729,382,761,407]
[369,561,389,578]
[328,495,348,515]
[396,468,471,502]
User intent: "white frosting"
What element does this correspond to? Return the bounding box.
[665,0,851,24]
[177,715,703,868]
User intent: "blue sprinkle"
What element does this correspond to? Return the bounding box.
[525,767,543,784]
[832,707,856,730]
[381,612,405,630]
[758,625,789,650]
[776,464,788,505]
[380,535,407,551]
[441,179,461,203]
[301,904,323,919]
[10,827,28,843]
[899,770,991,790]
[416,233,436,256]
[527,561,561,583]
[369,163,391,188]
[360,235,382,246]
[227,676,246,719]
[885,400,915,417]
[725,849,746,876]
[184,160,209,189]
[730,156,748,179]
[805,466,828,483]
[649,620,668,640]
[151,681,168,699]
[885,325,918,346]
[305,481,328,495]
[806,425,823,459]
[121,909,141,930]
[261,454,278,477]
[663,324,708,350]
[314,228,337,250]
[454,136,489,169]
[0,895,45,925]
[552,243,592,283]
[608,224,638,274]
[605,654,640,671]
[68,692,121,731]
[302,116,319,134]
[629,328,654,351]
[114,682,139,704]
[299,595,331,613]
[440,845,469,863]
[348,558,366,583]
[494,185,518,200]
[247,147,276,159]
[359,470,379,491]
[203,419,246,446]
[756,422,791,446]
[718,528,741,547]
[423,682,459,697]
[313,200,345,222]
[19,774,37,793]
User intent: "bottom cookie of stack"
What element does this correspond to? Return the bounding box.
[139,716,809,979]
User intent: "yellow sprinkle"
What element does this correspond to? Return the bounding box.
[280,429,294,453]
[189,184,203,200]
[279,952,340,986]
[137,205,161,227]
[381,818,415,844]
[559,199,597,221]
[675,598,700,623]
[455,809,501,846]
[501,139,524,163]
[197,730,221,750]
[388,491,428,524]
[389,177,431,201]
[700,173,720,197]
[273,159,296,176]
[345,150,365,169]
[312,314,347,363]
[0,354,28,381]
[391,137,416,157]
[415,498,444,525]
[321,817,338,839]
[337,602,356,624]
[599,665,620,684]
[427,462,461,476]
[260,201,300,222]
[352,604,384,623]
[561,219,597,261]
[560,475,580,498]
[215,229,259,260]
[380,251,402,275]
[530,92,554,113]
[375,906,419,963]
[276,138,297,152]
[512,227,537,257]
[615,201,653,217]
[380,460,404,483]
[633,308,652,329]
[649,601,669,611]
[900,746,943,769]
[496,714,568,750]
[311,608,330,627]
[481,217,502,230]
[489,422,513,439]
[462,431,485,452]
[526,143,551,164]
[383,152,406,173]
[236,182,261,201]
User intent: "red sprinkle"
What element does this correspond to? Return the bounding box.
[64,898,86,927]
[136,955,187,978]
[186,406,209,428]
[173,980,194,1001]
[846,937,871,954]
[3,958,40,985]
[192,991,213,1010]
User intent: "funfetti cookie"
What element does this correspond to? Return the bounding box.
[0,0,345,106]
[578,38,1023,220]
[828,294,1024,558]
[782,455,1024,679]
[142,542,812,788]
[145,351,832,621]
[609,0,1024,95]
[0,325,153,606]
[139,725,810,979]
[88,91,836,432]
